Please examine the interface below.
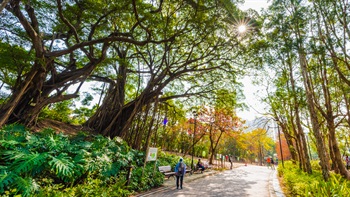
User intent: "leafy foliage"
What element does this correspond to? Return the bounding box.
[0,124,164,196]
[278,161,350,196]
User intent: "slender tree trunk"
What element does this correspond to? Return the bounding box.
[309,60,350,179]
[288,66,312,173]
[0,70,37,127]
[143,98,160,152]
[298,52,330,181]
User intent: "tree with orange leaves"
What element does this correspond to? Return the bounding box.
[276,133,292,161]
[199,107,244,164]
[180,115,207,157]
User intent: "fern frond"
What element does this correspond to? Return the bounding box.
[0,140,20,149]
[0,171,17,193]
[9,152,49,175]
[25,133,40,146]
[13,176,40,197]
[48,153,75,181]
[3,150,29,162]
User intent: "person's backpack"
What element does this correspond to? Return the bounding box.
[178,163,184,175]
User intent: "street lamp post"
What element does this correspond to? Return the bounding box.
[191,111,198,170]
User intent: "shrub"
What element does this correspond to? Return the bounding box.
[278,161,350,197]
[1,124,205,196]
[0,124,160,196]
[37,176,131,197]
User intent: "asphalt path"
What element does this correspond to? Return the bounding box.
[150,165,279,197]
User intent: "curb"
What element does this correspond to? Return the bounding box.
[269,168,285,197]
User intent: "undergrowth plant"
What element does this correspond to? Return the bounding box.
[0,124,164,196]
[278,160,350,197]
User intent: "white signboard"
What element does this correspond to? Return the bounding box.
[146,147,158,161]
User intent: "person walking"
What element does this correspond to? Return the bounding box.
[228,155,233,169]
[271,158,275,170]
[175,158,186,189]
[266,157,271,169]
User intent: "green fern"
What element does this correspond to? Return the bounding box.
[0,140,20,149]
[0,171,17,193]
[7,152,49,175]
[0,124,150,195]
[13,176,40,197]
[48,153,75,182]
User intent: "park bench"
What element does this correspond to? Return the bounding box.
[159,165,193,179]
[159,166,176,179]
[193,165,204,173]
[185,168,193,175]
[204,162,213,170]
[193,162,212,173]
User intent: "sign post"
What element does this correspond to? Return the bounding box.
[142,147,158,177]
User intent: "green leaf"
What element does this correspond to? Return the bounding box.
[48,153,75,181]
[0,171,17,193]
[13,176,40,197]
[9,152,49,175]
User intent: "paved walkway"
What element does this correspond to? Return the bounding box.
[134,163,285,197]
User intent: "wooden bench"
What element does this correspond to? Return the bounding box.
[193,165,204,173]
[185,168,193,175]
[159,166,176,179]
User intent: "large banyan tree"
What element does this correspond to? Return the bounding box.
[0,0,250,140]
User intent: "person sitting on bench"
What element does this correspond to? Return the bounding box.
[197,159,205,171]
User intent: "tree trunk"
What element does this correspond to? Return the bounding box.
[314,61,350,179]
[284,49,312,173]
[299,52,330,181]
[0,70,37,127]
[143,98,159,152]
[0,0,10,13]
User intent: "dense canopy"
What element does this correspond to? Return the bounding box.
[1,0,350,188]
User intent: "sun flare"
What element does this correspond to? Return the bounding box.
[238,25,247,33]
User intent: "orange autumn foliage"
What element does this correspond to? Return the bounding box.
[276,133,292,161]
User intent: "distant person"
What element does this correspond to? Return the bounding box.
[229,155,233,169]
[271,158,275,170]
[175,158,186,189]
[197,159,205,171]
[266,157,271,169]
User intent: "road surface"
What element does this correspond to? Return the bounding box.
[149,165,282,197]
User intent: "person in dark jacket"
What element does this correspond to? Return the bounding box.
[175,158,186,189]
